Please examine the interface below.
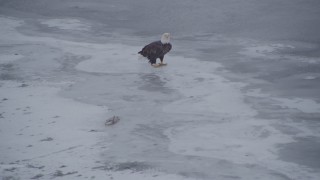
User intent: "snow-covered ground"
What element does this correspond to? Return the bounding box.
[1,1,320,179]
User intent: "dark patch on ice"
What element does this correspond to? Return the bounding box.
[115,161,150,171]
[219,175,241,179]
[27,164,45,169]
[52,170,78,178]
[0,63,14,70]
[133,124,168,142]
[291,113,320,123]
[93,161,151,172]
[122,95,144,102]
[4,167,17,172]
[2,176,18,180]
[0,64,20,80]
[138,74,173,93]
[31,174,43,179]
[278,136,320,169]
[272,124,303,135]
[40,137,53,142]
[0,73,18,81]
[18,83,28,87]
[194,77,205,82]
[57,53,91,72]
[179,171,210,179]
[105,116,120,126]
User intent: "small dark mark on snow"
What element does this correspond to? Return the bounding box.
[89,129,98,132]
[2,98,8,101]
[31,174,44,179]
[52,170,63,177]
[27,164,45,169]
[60,165,67,168]
[4,167,17,172]
[105,116,120,126]
[40,137,53,142]
[52,116,60,118]
[52,170,78,178]
[93,162,150,172]
[27,145,33,147]
[19,83,28,87]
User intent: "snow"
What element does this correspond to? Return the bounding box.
[1,9,320,180]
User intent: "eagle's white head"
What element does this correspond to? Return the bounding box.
[161,33,171,44]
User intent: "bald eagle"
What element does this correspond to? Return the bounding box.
[138,33,172,67]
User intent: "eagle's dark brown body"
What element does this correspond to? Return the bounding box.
[138,41,172,65]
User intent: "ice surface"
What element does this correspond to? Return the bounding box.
[41,18,91,31]
[0,54,24,64]
[1,1,320,179]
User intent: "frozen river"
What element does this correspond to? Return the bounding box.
[1,0,320,179]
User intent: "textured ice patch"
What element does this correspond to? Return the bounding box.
[163,59,255,117]
[102,170,197,180]
[164,120,318,179]
[240,44,294,58]
[0,54,24,64]
[164,119,293,165]
[276,98,320,113]
[0,17,26,42]
[0,81,109,179]
[247,89,320,113]
[0,16,23,30]
[76,44,155,74]
[41,18,91,31]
